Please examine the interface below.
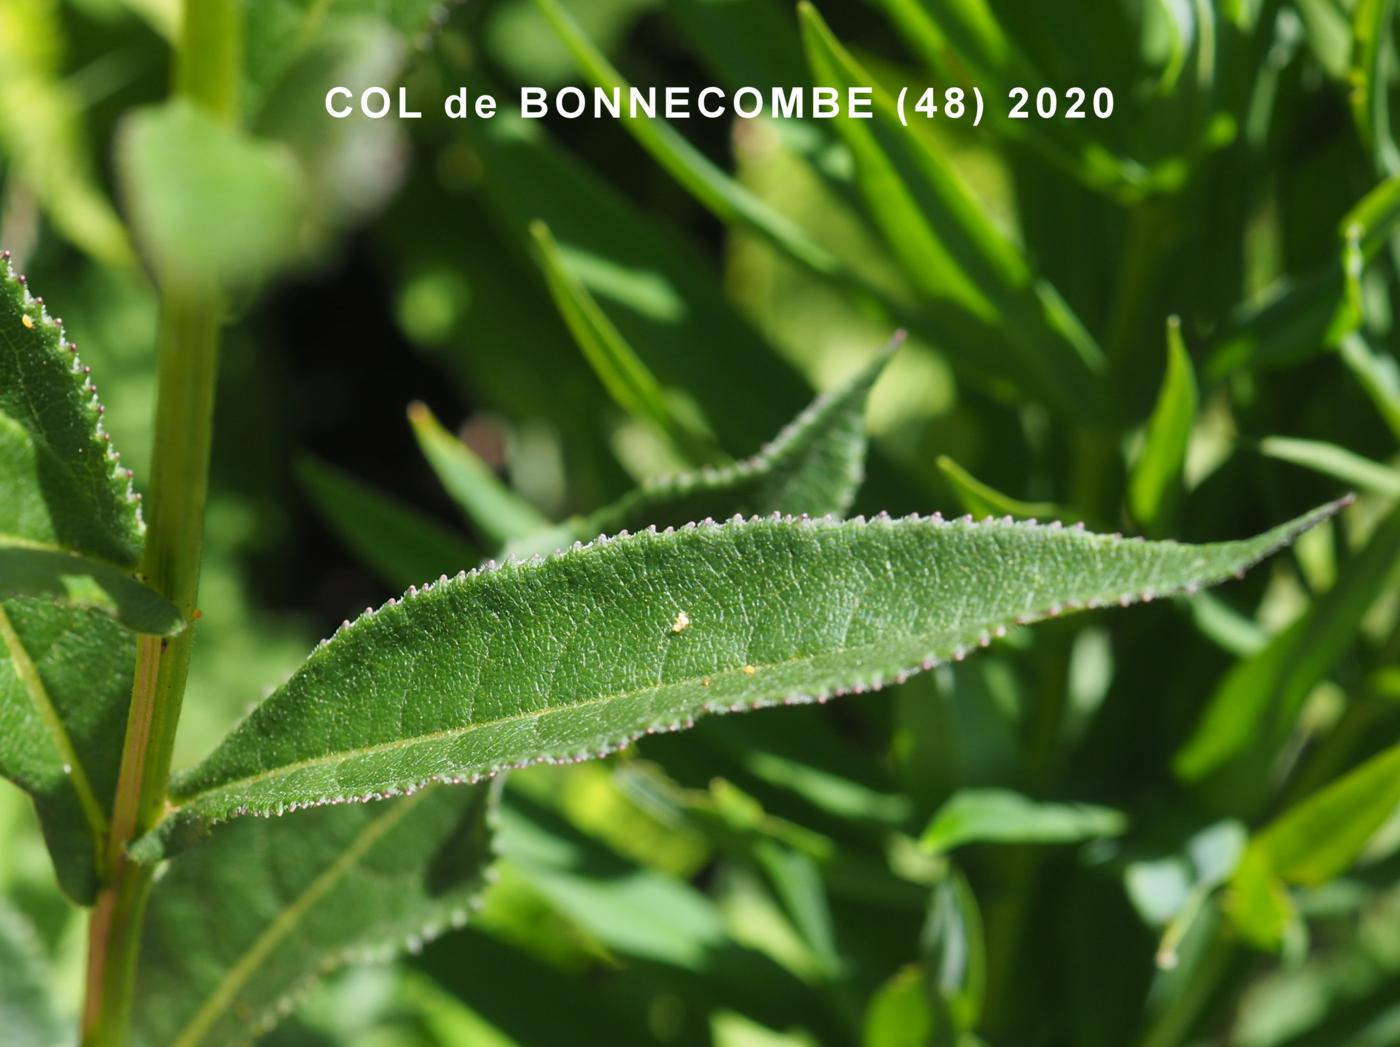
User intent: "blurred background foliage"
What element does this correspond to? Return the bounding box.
[3,0,1400,1043]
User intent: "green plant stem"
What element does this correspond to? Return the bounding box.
[81,2,240,1043]
[82,285,224,1047]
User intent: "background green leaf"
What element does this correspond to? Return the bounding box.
[118,100,306,293]
[0,899,61,1047]
[920,787,1126,854]
[1129,317,1198,531]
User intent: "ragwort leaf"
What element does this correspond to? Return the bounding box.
[0,254,179,633]
[133,500,1343,861]
[0,599,134,903]
[131,782,496,1047]
[505,342,897,559]
[0,259,175,903]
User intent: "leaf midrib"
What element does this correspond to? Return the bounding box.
[0,603,109,853]
[169,793,424,1047]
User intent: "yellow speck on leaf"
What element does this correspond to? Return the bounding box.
[672,610,691,634]
[743,664,756,676]
[21,314,34,329]
[701,677,711,688]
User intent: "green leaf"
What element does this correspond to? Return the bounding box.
[131,782,496,1047]
[920,788,1127,853]
[1294,0,1354,80]
[872,0,1144,197]
[1259,437,1400,497]
[0,254,181,634]
[1337,333,1400,441]
[863,965,934,1047]
[935,456,1060,521]
[0,599,133,903]
[1208,175,1400,376]
[530,221,724,466]
[744,749,913,827]
[498,793,728,969]
[407,402,550,547]
[118,99,306,294]
[1176,502,1400,788]
[297,456,480,592]
[0,899,61,1047]
[505,343,897,559]
[0,2,135,266]
[1350,0,1400,174]
[244,0,448,116]
[1249,741,1400,886]
[460,109,813,452]
[1129,317,1198,531]
[1228,741,1400,949]
[134,500,1342,860]
[531,0,851,285]
[922,869,986,1036]
[797,3,1109,420]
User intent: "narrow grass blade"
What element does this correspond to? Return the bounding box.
[530,221,724,466]
[531,0,849,284]
[298,456,480,591]
[407,402,550,547]
[133,501,1343,861]
[462,111,813,452]
[1130,318,1199,531]
[1350,0,1400,174]
[872,0,1144,196]
[1337,333,1400,441]
[798,3,1109,421]
[1259,437,1400,497]
[936,457,1060,521]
